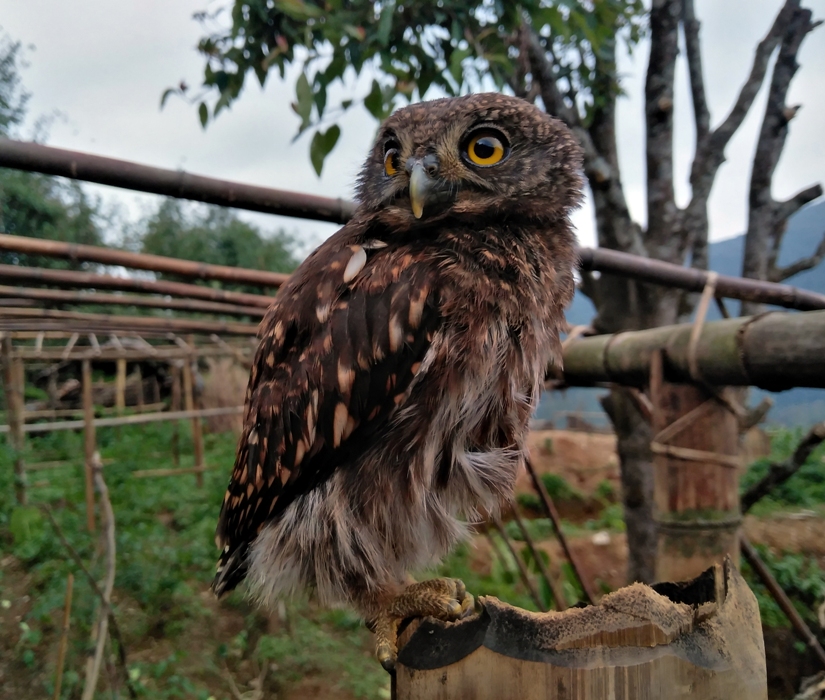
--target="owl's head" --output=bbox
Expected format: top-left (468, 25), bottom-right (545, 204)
top-left (355, 93), bottom-right (583, 229)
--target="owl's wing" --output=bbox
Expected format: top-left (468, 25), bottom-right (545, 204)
top-left (212, 238), bottom-right (441, 595)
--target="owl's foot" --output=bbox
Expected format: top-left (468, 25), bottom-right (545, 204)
top-left (374, 577), bottom-right (476, 672)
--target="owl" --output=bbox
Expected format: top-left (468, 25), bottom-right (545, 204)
top-left (212, 93), bottom-right (583, 670)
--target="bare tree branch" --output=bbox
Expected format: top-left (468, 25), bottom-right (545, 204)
top-left (682, 0), bottom-right (710, 141)
top-left (741, 2), bottom-right (820, 312)
top-left (741, 420), bottom-right (825, 512)
top-left (776, 183), bottom-right (824, 222)
top-left (769, 230), bottom-right (825, 282)
top-left (521, 25), bottom-right (645, 259)
top-left (688, 0), bottom-right (797, 207)
top-left (645, 0), bottom-right (681, 260)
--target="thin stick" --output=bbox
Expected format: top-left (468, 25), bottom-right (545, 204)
top-left (741, 536), bottom-right (825, 670)
top-left (53, 572), bottom-right (74, 700)
top-left (39, 506), bottom-right (137, 699)
top-left (81, 359), bottom-right (96, 532)
top-left (510, 505), bottom-right (568, 610)
top-left (82, 453), bottom-right (117, 700)
top-left (183, 341), bottom-right (205, 487)
top-left (741, 420), bottom-right (825, 512)
top-left (524, 457), bottom-right (595, 604)
top-left (490, 515), bottom-right (546, 611)
top-left (2, 336), bottom-right (27, 504)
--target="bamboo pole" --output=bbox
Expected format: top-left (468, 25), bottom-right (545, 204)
top-left (0, 306), bottom-right (259, 336)
top-left (81, 360), bottom-right (96, 532)
top-left (0, 140), bottom-right (821, 313)
top-left (393, 559), bottom-right (767, 700)
top-left (170, 363), bottom-right (182, 466)
top-left (10, 343), bottom-right (254, 362)
top-left (559, 310), bottom-right (825, 389)
top-left (182, 348), bottom-right (205, 486)
top-left (0, 139), bottom-right (355, 224)
top-left (0, 284), bottom-right (266, 317)
top-left (578, 247), bottom-right (825, 312)
top-left (115, 358), bottom-right (126, 415)
top-left (0, 405), bottom-right (243, 434)
top-left (0, 263), bottom-right (273, 307)
top-left (1, 336), bottom-right (27, 504)
top-left (0, 233), bottom-right (289, 288)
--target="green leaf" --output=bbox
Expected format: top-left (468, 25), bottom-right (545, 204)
top-left (309, 125), bottom-right (341, 176)
top-left (198, 102), bottom-right (208, 128)
top-left (295, 72), bottom-right (313, 128)
top-left (449, 46), bottom-right (472, 84)
top-left (273, 0), bottom-right (323, 21)
top-left (377, 2), bottom-right (395, 46)
top-left (364, 79), bottom-right (384, 120)
top-left (160, 87), bottom-right (176, 109)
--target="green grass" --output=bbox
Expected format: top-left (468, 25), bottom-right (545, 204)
top-left (0, 421), bottom-right (534, 699)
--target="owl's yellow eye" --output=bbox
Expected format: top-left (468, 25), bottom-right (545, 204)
top-left (384, 149), bottom-right (399, 176)
top-left (464, 130), bottom-right (508, 167)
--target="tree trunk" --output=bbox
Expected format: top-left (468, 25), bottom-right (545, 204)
top-left (602, 390), bottom-right (657, 583)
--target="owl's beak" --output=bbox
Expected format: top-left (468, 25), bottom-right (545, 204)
top-left (408, 162), bottom-right (432, 219)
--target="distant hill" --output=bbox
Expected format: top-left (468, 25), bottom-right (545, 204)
top-left (537, 200), bottom-right (825, 428)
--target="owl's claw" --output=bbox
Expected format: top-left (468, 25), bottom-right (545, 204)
top-left (373, 577), bottom-right (475, 673)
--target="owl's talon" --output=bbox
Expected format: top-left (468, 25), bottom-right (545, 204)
top-left (372, 577), bottom-right (475, 671)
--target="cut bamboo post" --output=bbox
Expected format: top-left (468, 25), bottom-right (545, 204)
top-left (81, 359), bottom-right (96, 532)
top-left (649, 352), bottom-right (741, 583)
top-left (1, 336), bottom-right (27, 504)
top-left (394, 559), bottom-right (766, 700)
top-left (182, 348), bottom-right (205, 486)
top-left (115, 358), bottom-right (126, 415)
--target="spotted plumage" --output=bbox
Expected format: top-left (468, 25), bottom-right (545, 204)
top-left (213, 93), bottom-right (582, 647)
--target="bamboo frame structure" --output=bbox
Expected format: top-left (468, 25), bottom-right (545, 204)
top-left (559, 310), bottom-right (825, 389)
top-left (0, 263), bottom-right (273, 307)
top-left (0, 284), bottom-right (266, 318)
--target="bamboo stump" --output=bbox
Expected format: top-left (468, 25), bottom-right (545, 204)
top-left (393, 559), bottom-right (766, 699)
top-left (649, 353), bottom-right (741, 583)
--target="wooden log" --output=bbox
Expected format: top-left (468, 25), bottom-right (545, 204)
top-left (1, 336), bottom-right (27, 504)
top-left (81, 359), bottom-right (96, 532)
top-left (182, 350), bottom-right (205, 486)
top-left (0, 284), bottom-right (266, 317)
top-left (0, 306), bottom-right (259, 336)
top-left (559, 310), bottom-right (825, 390)
top-left (649, 352), bottom-right (741, 583)
top-left (0, 139), bottom-right (355, 224)
top-left (0, 263), bottom-right (273, 308)
top-left (394, 559), bottom-right (766, 700)
top-left (0, 233), bottom-right (289, 288)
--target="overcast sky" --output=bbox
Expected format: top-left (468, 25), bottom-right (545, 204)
top-left (0, 0), bottom-right (823, 255)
